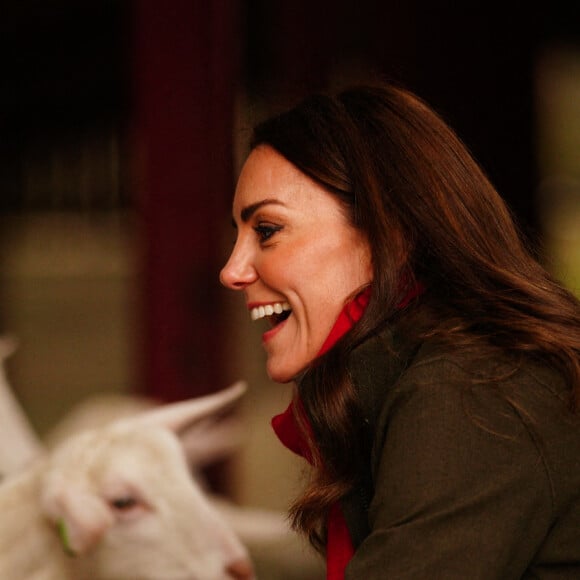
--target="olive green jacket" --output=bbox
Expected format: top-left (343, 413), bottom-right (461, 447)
top-left (338, 330), bottom-right (580, 579)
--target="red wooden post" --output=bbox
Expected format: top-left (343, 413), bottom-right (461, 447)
top-left (130, 1), bottom-right (240, 401)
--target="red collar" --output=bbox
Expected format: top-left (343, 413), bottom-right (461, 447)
top-left (270, 283), bottom-right (423, 579)
top-left (270, 289), bottom-right (371, 579)
top-left (271, 282), bottom-right (428, 459)
top-left (317, 287), bottom-right (371, 356)
top-left (271, 287), bottom-right (371, 462)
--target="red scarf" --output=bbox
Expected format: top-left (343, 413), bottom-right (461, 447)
top-left (271, 284), bottom-right (423, 578)
top-left (271, 288), bottom-right (370, 580)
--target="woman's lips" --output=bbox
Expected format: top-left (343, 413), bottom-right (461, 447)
top-left (262, 313), bottom-right (290, 343)
top-left (248, 301), bottom-right (293, 342)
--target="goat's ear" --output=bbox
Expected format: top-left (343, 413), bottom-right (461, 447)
top-left (179, 411), bottom-right (245, 467)
top-left (41, 479), bottom-right (114, 556)
top-left (136, 380), bottom-right (247, 434)
top-left (0, 334), bottom-right (18, 360)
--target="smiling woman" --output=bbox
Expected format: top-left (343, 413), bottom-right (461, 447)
top-left (220, 146), bottom-right (372, 384)
top-left (221, 81), bottom-right (580, 580)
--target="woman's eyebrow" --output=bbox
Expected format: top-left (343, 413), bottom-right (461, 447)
top-left (240, 199), bottom-right (286, 223)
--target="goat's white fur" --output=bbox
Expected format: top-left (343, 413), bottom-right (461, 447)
top-left (0, 337), bottom-right (43, 475)
top-left (0, 382), bottom-right (255, 580)
top-left (0, 340), bottom-right (324, 580)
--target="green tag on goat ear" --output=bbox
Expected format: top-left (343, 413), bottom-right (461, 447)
top-left (57, 519), bottom-right (76, 557)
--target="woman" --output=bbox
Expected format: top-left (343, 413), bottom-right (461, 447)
top-left (220, 82), bottom-right (580, 579)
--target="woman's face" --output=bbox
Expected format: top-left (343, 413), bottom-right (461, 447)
top-left (220, 146), bottom-right (373, 383)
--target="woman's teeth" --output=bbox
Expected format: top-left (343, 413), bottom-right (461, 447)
top-left (251, 302), bottom-right (291, 321)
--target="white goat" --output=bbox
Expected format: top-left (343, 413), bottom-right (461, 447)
top-left (38, 393), bottom-right (324, 580)
top-left (0, 341), bottom-right (324, 580)
top-left (0, 381), bottom-right (256, 580)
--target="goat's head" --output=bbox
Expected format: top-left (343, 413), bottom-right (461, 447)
top-left (40, 381), bottom-right (254, 580)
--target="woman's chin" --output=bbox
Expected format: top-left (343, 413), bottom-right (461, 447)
top-left (266, 367), bottom-right (295, 384)
top-left (266, 359), bottom-right (304, 384)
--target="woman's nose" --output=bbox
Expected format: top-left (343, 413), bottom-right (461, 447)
top-left (220, 245), bottom-right (258, 290)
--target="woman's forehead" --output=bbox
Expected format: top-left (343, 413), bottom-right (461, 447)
top-left (233, 147), bottom-right (328, 215)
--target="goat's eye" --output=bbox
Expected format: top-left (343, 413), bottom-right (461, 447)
top-left (111, 496), bottom-right (138, 511)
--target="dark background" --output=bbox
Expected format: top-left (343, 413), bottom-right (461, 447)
top-left (0, 1), bottom-right (577, 404)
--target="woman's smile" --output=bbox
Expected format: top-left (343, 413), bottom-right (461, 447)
top-left (249, 301), bottom-right (292, 324)
top-left (248, 300), bottom-right (292, 341)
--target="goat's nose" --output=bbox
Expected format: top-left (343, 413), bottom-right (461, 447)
top-left (226, 556), bottom-right (255, 580)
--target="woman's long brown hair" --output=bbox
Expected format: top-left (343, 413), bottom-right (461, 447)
top-left (250, 82), bottom-right (580, 552)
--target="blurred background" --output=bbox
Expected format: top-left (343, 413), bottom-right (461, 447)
top-left (0, 0), bottom-right (578, 522)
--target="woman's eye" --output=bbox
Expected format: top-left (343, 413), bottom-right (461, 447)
top-left (254, 224), bottom-right (281, 243)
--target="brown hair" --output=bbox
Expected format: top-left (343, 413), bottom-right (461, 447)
top-left (250, 82), bottom-right (580, 551)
